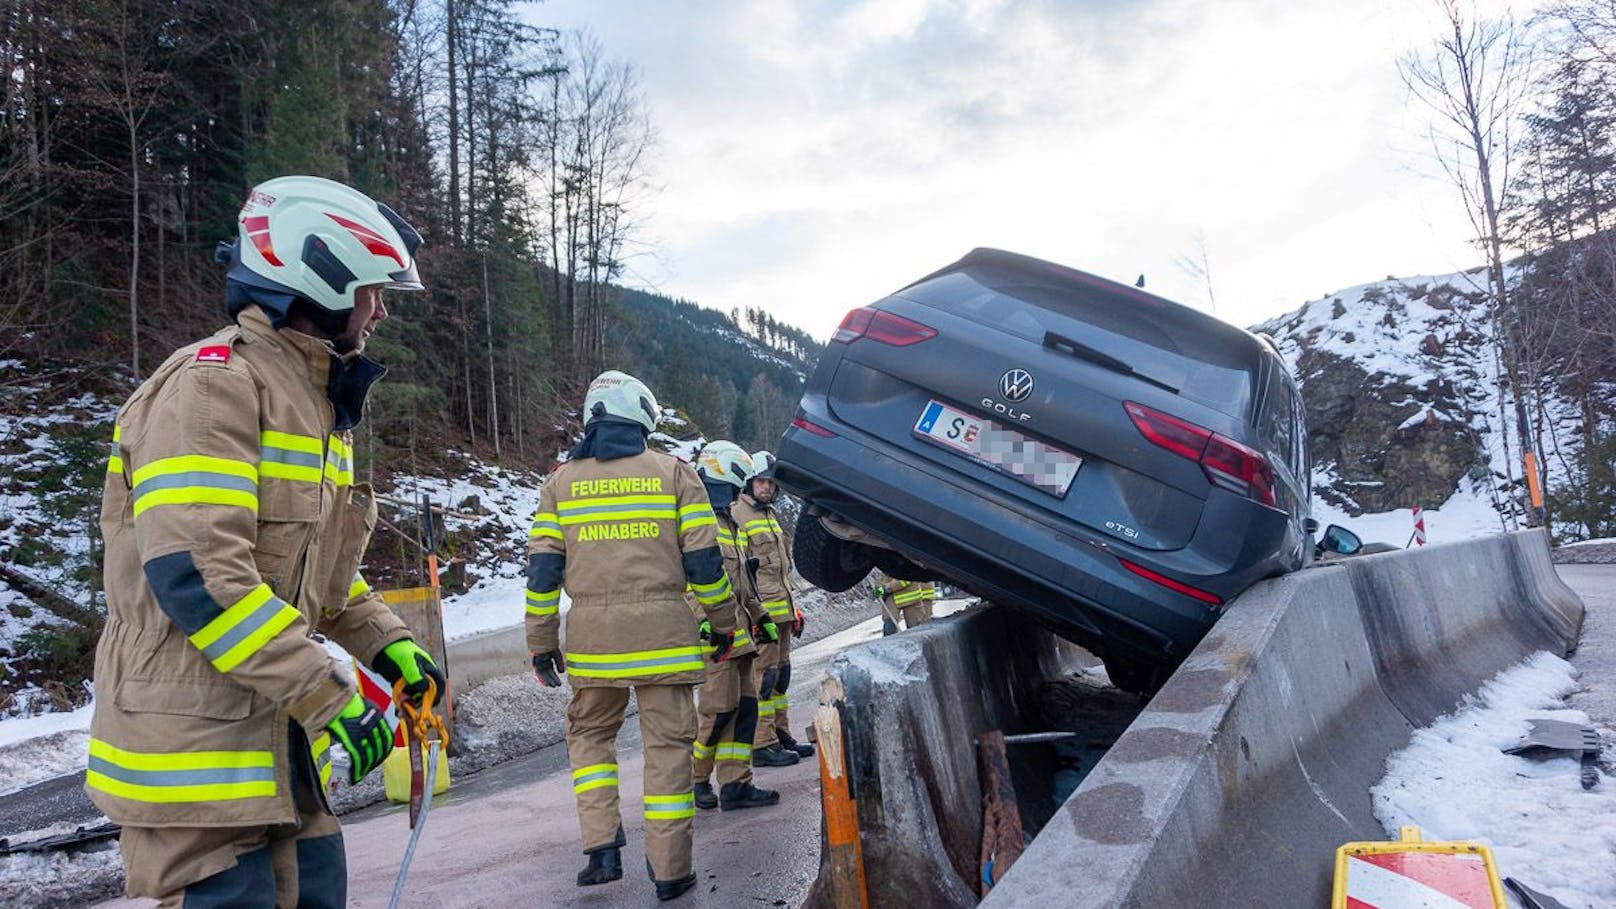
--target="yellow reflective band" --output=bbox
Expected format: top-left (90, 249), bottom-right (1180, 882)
top-left (130, 455), bottom-right (258, 516)
top-left (565, 647), bottom-right (706, 678)
top-left (762, 599), bottom-right (792, 618)
top-left (572, 763), bottom-right (619, 794)
top-left (692, 741), bottom-right (716, 760)
top-left (311, 732), bottom-right (332, 791)
top-left (526, 588), bottom-right (560, 616)
top-left (324, 435), bottom-right (354, 486)
top-left (893, 588), bottom-right (934, 605)
top-left (258, 430), bottom-right (324, 483)
top-left (644, 792), bottom-right (696, 821)
top-left (677, 503), bottom-right (717, 533)
top-left (529, 511), bottom-right (562, 539)
top-left (86, 738), bottom-right (277, 804)
top-left (757, 700), bottom-right (776, 717)
top-left (557, 494), bottom-right (677, 525)
top-left (188, 584), bottom-right (300, 673)
top-left (743, 519), bottom-right (773, 536)
top-left (348, 575), bottom-right (370, 601)
top-left (108, 424), bottom-right (124, 475)
top-left (716, 742), bottom-right (752, 761)
top-left (690, 575), bottom-right (733, 607)
top-left (716, 528), bottom-right (738, 547)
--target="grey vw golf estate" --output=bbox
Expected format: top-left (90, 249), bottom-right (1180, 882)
top-left (774, 248), bottom-right (1311, 691)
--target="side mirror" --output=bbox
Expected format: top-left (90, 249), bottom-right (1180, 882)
top-left (1318, 524), bottom-right (1362, 556)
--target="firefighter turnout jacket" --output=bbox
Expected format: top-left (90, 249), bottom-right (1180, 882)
top-left (731, 494), bottom-right (792, 629)
top-left (524, 449), bottom-right (741, 686)
top-left (89, 305), bottom-right (410, 827)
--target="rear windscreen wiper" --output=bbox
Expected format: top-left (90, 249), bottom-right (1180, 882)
top-left (1043, 330), bottom-right (1179, 393)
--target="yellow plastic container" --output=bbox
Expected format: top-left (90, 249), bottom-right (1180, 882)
top-left (383, 742), bottom-right (451, 804)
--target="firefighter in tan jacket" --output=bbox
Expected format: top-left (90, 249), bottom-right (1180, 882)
top-left (690, 442), bottom-right (780, 811)
top-left (734, 450), bottom-right (815, 765)
top-left (525, 371), bottom-right (742, 903)
top-left (90, 176), bottom-right (444, 908)
top-left (875, 570), bottom-right (937, 634)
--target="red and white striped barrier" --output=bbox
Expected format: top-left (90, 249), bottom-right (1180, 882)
top-left (1333, 827), bottom-right (1503, 909)
top-left (1413, 507), bottom-right (1427, 547)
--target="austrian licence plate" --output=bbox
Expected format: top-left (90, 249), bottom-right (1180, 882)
top-left (913, 400), bottom-right (1082, 496)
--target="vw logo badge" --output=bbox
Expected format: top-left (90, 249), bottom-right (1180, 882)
top-left (1000, 368), bottom-right (1034, 402)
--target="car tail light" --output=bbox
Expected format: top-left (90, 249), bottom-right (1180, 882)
top-left (791, 416), bottom-right (837, 438)
top-left (1124, 401), bottom-right (1278, 507)
top-left (831, 306), bottom-right (937, 346)
top-left (1119, 558), bottom-right (1223, 605)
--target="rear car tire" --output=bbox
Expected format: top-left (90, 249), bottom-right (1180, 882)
top-left (793, 515), bottom-right (875, 592)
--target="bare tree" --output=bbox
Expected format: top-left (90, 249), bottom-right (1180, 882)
top-left (1400, 0), bottom-right (1537, 523)
top-left (1172, 229), bottom-right (1217, 313)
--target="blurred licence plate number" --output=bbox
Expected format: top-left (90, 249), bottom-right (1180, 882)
top-left (913, 400), bottom-right (1081, 496)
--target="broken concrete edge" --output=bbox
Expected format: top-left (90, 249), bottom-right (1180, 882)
top-left (803, 602), bottom-right (1088, 909)
top-left (982, 529), bottom-right (1583, 909)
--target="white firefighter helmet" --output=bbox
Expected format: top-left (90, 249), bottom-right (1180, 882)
top-left (221, 175), bottom-right (423, 326)
top-left (583, 370), bottom-right (660, 434)
top-left (750, 450), bottom-right (777, 479)
top-left (696, 441), bottom-right (756, 489)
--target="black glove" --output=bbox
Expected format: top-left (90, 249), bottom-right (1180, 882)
top-left (756, 614), bottom-right (781, 643)
top-left (745, 557), bottom-right (761, 588)
top-left (326, 694), bottom-right (395, 785)
top-left (709, 629), bottom-right (735, 663)
top-left (371, 639), bottom-right (446, 705)
top-left (531, 650), bottom-right (565, 687)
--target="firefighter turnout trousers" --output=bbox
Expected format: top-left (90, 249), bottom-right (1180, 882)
top-left (750, 635), bottom-right (792, 749)
top-left (694, 652), bottom-right (759, 786)
top-left (567, 684), bottom-right (699, 881)
top-left (119, 738), bottom-right (344, 907)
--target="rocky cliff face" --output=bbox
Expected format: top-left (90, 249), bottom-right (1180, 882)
top-left (1252, 271), bottom-right (1546, 519)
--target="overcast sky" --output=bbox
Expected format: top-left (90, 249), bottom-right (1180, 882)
top-left (533, 0), bottom-right (1527, 339)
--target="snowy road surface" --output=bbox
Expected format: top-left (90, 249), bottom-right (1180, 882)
top-left (89, 600), bottom-right (976, 908)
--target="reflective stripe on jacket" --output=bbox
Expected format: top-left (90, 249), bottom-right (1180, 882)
top-left (733, 495), bottom-right (792, 620)
top-left (525, 448), bottom-right (740, 687)
top-left (88, 306), bottom-right (410, 827)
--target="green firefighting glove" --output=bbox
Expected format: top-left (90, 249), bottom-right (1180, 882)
top-left (531, 650), bottom-right (565, 687)
top-left (371, 639), bottom-right (446, 706)
top-left (698, 619), bottom-right (713, 641)
top-left (873, 585), bottom-right (887, 600)
top-left (709, 629), bottom-right (735, 663)
top-left (326, 693), bottom-right (394, 785)
top-left (756, 614), bottom-right (781, 643)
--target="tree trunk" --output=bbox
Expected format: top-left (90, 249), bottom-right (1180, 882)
top-left (446, 0), bottom-right (461, 243)
top-left (483, 252), bottom-right (500, 459)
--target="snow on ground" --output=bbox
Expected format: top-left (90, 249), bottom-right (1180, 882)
top-left (0, 827), bottom-right (122, 909)
top-left (0, 706), bottom-right (92, 797)
top-left (1371, 651), bottom-right (1616, 909)
top-left (440, 573), bottom-right (571, 641)
top-left (1311, 483), bottom-right (1511, 549)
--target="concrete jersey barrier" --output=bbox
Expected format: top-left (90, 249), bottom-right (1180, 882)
top-left (981, 529), bottom-right (1581, 908)
top-left (803, 531), bottom-right (1581, 908)
top-left (803, 602), bottom-right (1091, 909)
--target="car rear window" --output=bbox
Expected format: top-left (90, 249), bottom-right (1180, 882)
top-left (897, 266), bottom-right (1262, 421)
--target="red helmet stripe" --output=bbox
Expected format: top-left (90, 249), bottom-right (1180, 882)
top-left (241, 215), bottom-right (283, 267)
top-left (326, 212), bottom-right (405, 267)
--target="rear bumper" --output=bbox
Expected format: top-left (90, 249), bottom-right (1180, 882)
top-left (778, 400), bottom-right (1291, 664)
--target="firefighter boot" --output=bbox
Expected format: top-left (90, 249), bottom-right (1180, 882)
top-left (719, 780), bottom-right (780, 810)
top-left (648, 859), bottom-right (697, 902)
top-left (693, 780), bottom-right (718, 810)
top-left (577, 827), bottom-right (626, 886)
top-left (753, 743), bottom-right (799, 767)
top-left (777, 727), bottom-right (815, 759)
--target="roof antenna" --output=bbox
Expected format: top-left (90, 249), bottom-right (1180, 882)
top-left (1135, 274), bottom-right (1146, 288)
